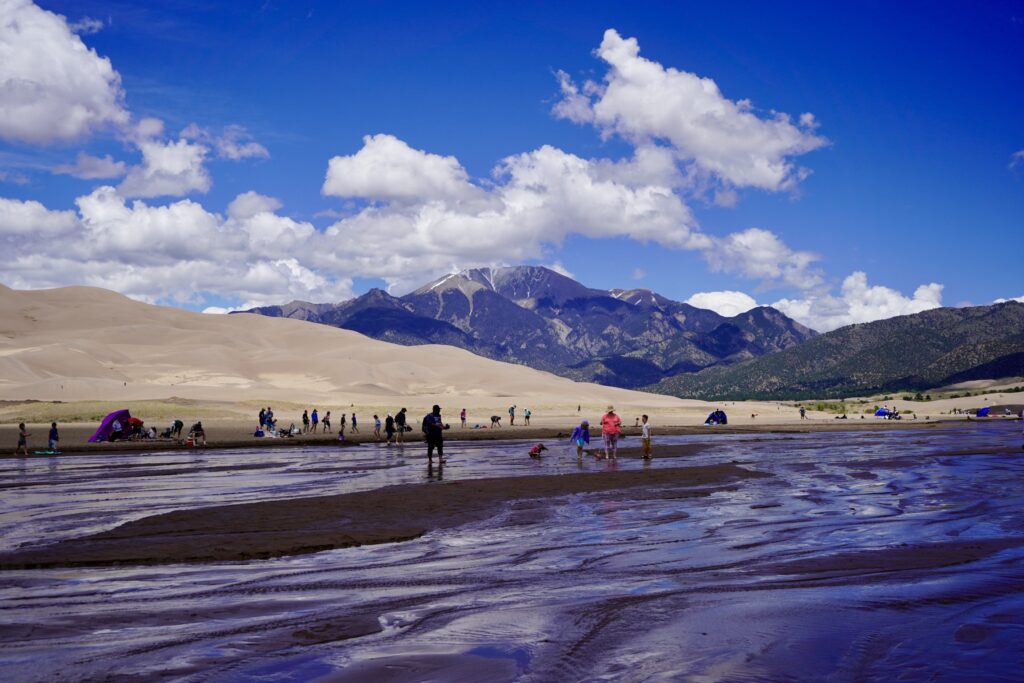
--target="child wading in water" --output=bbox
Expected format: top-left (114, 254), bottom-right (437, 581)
top-left (570, 420), bottom-right (590, 458)
top-left (529, 443), bottom-right (547, 458)
top-left (641, 414), bottom-right (652, 459)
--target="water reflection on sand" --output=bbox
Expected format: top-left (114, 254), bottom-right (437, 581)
top-left (2, 423), bottom-right (1023, 681)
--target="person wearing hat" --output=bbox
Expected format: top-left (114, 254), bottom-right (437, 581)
top-left (570, 419), bottom-right (590, 458)
top-left (600, 405), bottom-right (622, 460)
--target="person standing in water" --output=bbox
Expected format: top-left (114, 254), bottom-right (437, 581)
top-left (422, 404), bottom-right (449, 465)
top-left (48, 422), bottom-right (59, 452)
top-left (570, 420), bottom-right (590, 458)
top-left (460, 408), bottom-right (467, 428)
top-left (384, 413), bottom-right (395, 445)
top-left (640, 414), bottom-right (652, 459)
top-left (395, 408), bottom-right (407, 443)
top-left (600, 405), bottom-right (622, 460)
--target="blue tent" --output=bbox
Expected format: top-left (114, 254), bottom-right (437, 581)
top-left (874, 408), bottom-right (890, 417)
top-left (976, 406), bottom-right (990, 417)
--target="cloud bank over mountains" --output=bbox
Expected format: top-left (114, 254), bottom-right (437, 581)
top-left (0, 5), bottom-right (950, 330)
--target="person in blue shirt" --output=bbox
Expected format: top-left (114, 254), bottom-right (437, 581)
top-left (570, 420), bottom-right (590, 458)
top-left (48, 422), bottom-right (59, 451)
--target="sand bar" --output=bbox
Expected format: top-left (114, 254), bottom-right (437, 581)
top-left (0, 462), bottom-right (766, 569)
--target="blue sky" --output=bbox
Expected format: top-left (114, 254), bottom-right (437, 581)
top-left (1, 0), bottom-right (1021, 330)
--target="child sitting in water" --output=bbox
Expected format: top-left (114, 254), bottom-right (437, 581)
top-left (569, 420), bottom-right (590, 458)
top-left (529, 443), bottom-right (548, 458)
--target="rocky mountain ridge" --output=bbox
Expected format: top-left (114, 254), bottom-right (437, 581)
top-left (243, 266), bottom-right (816, 388)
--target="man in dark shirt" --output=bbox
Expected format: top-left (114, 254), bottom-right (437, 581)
top-left (423, 404), bottom-right (449, 464)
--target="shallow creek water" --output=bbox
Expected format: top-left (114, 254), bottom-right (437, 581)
top-left (2, 423), bottom-right (1023, 681)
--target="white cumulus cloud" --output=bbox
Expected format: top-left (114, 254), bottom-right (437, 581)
top-left (323, 134), bottom-right (483, 203)
top-left (0, 196), bottom-right (78, 235)
top-left (554, 29), bottom-right (826, 192)
top-left (0, 0), bottom-right (128, 143)
top-left (182, 123), bottom-right (269, 161)
top-left (702, 227), bottom-right (821, 290)
top-left (773, 271), bottom-right (943, 332)
top-left (321, 137), bottom-right (704, 291)
top-left (227, 191), bottom-right (283, 219)
top-left (118, 136), bottom-right (212, 198)
top-left (53, 151), bottom-right (127, 179)
top-left (685, 290), bottom-right (759, 317)
top-left (0, 190), bottom-right (353, 309)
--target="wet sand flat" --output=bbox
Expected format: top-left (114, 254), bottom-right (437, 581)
top-left (0, 462), bottom-right (763, 568)
top-left (2, 422), bottom-right (1023, 681)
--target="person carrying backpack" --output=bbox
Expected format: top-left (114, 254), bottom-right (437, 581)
top-left (422, 405), bottom-right (449, 464)
top-left (395, 408), bottom-right (407, 443)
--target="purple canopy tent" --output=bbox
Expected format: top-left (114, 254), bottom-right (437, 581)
top-left (88, 409), bottom-right (132, 442)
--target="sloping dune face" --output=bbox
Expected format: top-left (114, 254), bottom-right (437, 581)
top-left (0, 285), bottom-right (688, 406)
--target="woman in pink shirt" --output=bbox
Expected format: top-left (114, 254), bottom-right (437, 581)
top-left (600, 405), bottom-right (622, 460)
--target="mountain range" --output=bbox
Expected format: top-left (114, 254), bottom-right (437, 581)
top-left (244, 266), bottom-right (817, 388)
top-left (648, 301), bottom-right (1024, 400)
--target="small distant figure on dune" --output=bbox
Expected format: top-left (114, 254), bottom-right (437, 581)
top-left (351, 413), bottom-right (359, 433)
top-left (601, 405), bottom-right (622, 460)
top-left (577, 404), bottom-right (581, 413)
top-left (524, 408), bottom-right (531, 426)
top-left (751, 413), bottom-right (758, 420)
top-left (302, 410), bottom-right (310, 433)
top-left (641, 414), bottom-right (652, 459)
top-left (799, 405), bottom-right (806, 420)
top-left (322, 411), bottom-right (331, 433)
top-left (490, 415), bottom-right (502, 428)
top-left (385, 413), bottom-right (395, 445)
top-left (529, 443), bottom-right (547, 458)
top-left (508, 404), bottom-right (516, 426)
top-left (460, 408), bottom-right (467, 428)
top-left (311, 408), bottom-right (319, 433)
top-left (570, 420), bottom-right (590, 458)
top-left (48, 422), bottom-right (59, 451)
top-left (15, 422), bottom-right (30, 456)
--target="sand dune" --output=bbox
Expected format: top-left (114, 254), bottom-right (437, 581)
top-left (0, 284), bottom-right (693, 409)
